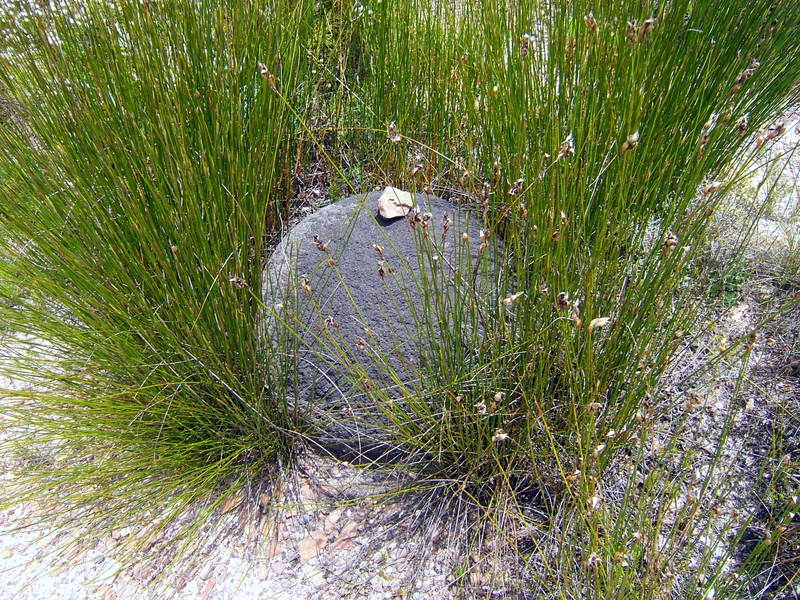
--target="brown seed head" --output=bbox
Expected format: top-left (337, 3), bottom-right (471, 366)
top-left (558, 133), bottom-right (575, 160)
top-left (620, 131), bottom-right (639, 155)
top-left (300, 275), bottom-right (312, 297)
top-left (766, 121), bottom-right (785, 141)
top-left (626, 20), bottom-right (638, 43)
top-left (387, 121), bottom-right (401, 143)
top-left (736, 114), bottom-right (749, 137)
top-left (509, 178), bottom-right (524, 195)
top-left (638, 17), bottom-right (656, 42)
top-left (570, 301), bottom-right (582, 328)
top-left (585, 12), bottom-right (598, 35)
top-left (556, 292), bottom-right (570, 311)
top-left (313, 234), bottom-right (329, 252)
top-left (229, 276), bottom-right (250, 290)
top-left (492, 428), bottom-right (510, 442)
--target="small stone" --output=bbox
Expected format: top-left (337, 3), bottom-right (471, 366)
top-left (323, 508), bottom-right (344, 533)
top-left (111, 527), bottom-right (131, 541)
top-left (173, 577), bottom-right (188, 591)
top-left (271, 560), bottom-right (288, 575)
top-left (197, 562), bottom-right (213, 580)
top-left (338, 521), bottom-right (359, 539)
top-left (299, 481), bottom-right (319, 502)
top-left (330, 536), bottom-right (356, 552)
top-left (299, 533), bottom-right (326, 563)
top-left (377, 186), bottom-right (414, 219)
top-left (131, 562), bottom-right (153, 583)
top-left (308, 568), bottom-right (326, 586)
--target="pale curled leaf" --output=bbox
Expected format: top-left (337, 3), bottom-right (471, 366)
top-left (500, 291), bottom-right (524, 306)
top-left (377, 186), bottom-right (414, 219)
top-left (588, 317), bottom-right (611, 332)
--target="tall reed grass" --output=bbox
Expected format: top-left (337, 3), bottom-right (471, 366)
top-left (316, 0), bottom-right (799, 486)
top-left (0, 0), bottom-right (316, 554)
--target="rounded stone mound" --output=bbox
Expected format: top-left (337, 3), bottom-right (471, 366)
top-left (265, 190), bottom-right (502, 464)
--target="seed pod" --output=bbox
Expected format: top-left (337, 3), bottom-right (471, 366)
top-left (492, 428), bottom-right (510, 442)
top-left (626, 20), bottom-right (638, 44)
top-left (702, 112), bottom-right (719, 134)
top-left (300, 275), bottom-right (313, 297)
top-left (229, 276), bottom-right (250, 289)
top-left (481, 181), bottom-right (491, 205)
top-left (702, 181), bottom-right (724, 195)
top-left (492, 158), bottom-right (502, 181)
top-left (766, 121), bottom-right (785, 141)
top-left (556, 292), bottom-right (570, 311)
top-left (313, 234), bottom-right (329, 252)
top-left (387, 121), bottom-right (402, 143)
top-left (663, 231), bottom-right (678, 250)
top-left (570, 301), bottom-right (582, 328)
top-left (509, 178), bottom-right (524, 195)
top-left (520, 33), bottom-right (532, 57)
top-left (258, 63), bottom-right (277, 91)
top-left (474, 401), bottom-right (487, 415)
top-left (638, 17), bottom-right (656, 42)
top-left (620, 131), bottom-right (639, 155)
top-left (592, 443), bottom-right (606, 457)
top-left (585, 12), bottom-right (598, 35)
top-left (558, 133), bottom-right (575, 160)
top-left (327, 256), bottom-right (337, 267)
top-left (170, 244), bottom-right (178, 255)
top-left (733, 58), bottom-right (760, 91)
top-left (372, 243), bottom-right (384, 259)
top-left (325, 315), bottom-right (340, 329)
top-left (736, 114), bottom-right (749, 137)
